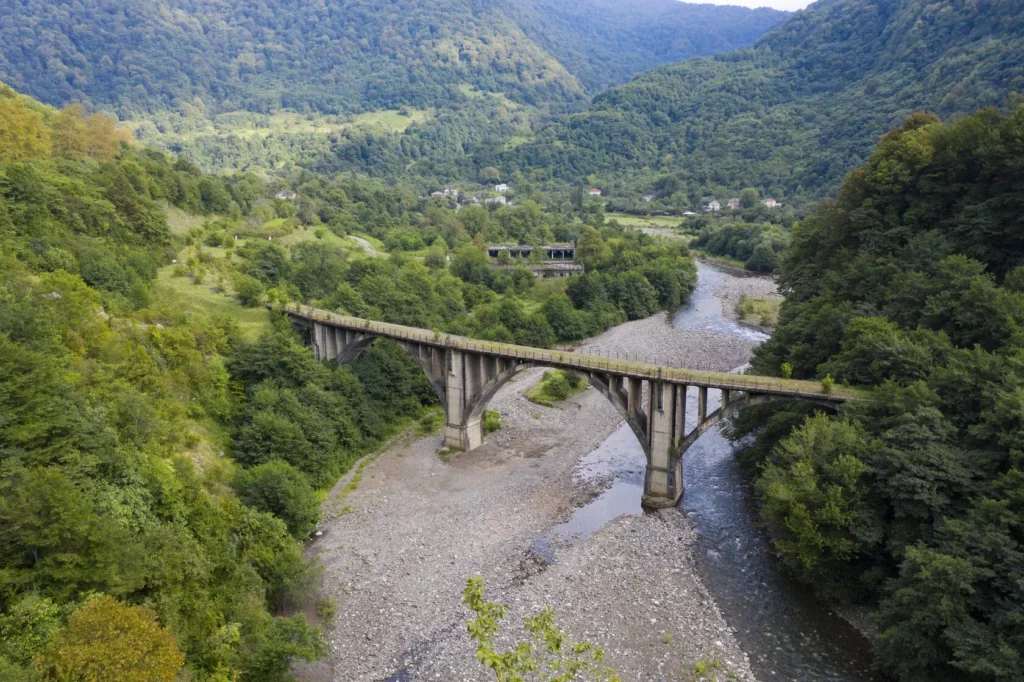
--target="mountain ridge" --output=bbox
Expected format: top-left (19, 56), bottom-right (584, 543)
top-left (0, 0), bottom-right (789, 120)
top-left (500, 0), bottom-right (1024, 198)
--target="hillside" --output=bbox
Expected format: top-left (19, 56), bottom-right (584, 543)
top-left (502, 0), bottom-right (1024, 198)
top-left (737, 104), bottom-right (1024, 682)
top-left (0, 0), bottom-right (786, 119)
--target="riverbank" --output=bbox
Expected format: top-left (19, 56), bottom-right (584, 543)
top-left (297, 298), bottom-right (764, 680)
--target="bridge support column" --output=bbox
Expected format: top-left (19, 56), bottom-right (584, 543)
top-left (443, 349), bottom-right (483, 451)
top-left (642, 380), bottom-right (684, 509)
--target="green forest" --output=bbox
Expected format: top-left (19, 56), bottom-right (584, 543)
top-left (731, 106), bottom-right (1024, 681)
top-left (0, 0), bottom-right (785, 178)
top-left (0, 82), bottom-right (698, 680)
top-left (501, 0), bottom-right (1024, 200)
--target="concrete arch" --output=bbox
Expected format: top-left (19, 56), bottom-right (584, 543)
top-left (676, 393), bottom-right (841, 454)
top-left (583, 372), bottom-right (650, 458)
top-left (465, 363), bottom-right (536, 422)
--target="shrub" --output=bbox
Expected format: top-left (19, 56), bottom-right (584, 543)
top-left (233, 272), bottom-right (267, 307)
top-left (482, 409), bottom-right (502, 435)
top-left (233, 460), bottom-right (321, 538)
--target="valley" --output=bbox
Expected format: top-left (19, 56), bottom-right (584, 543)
top-left (301, 264), bottom-right (799, 682)
top-left (1, 1), bottom-right (1023, 681)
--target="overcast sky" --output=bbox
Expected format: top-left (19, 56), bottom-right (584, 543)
top-left (678, 0), bottom-right (814, 10)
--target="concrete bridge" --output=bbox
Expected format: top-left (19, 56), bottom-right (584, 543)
top-left (282, 305), bottom-right (857, 508)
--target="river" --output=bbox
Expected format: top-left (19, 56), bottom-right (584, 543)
top-left (535, 262), bottom-right (878, 681)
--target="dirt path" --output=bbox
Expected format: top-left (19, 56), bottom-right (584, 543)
top-left (350, 236), bottom-right (379, 257)
top-left (299, 299), bottom-right (768, 681)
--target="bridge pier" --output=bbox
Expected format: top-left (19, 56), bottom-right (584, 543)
top-left (642, 381), bottom-right (686, 508)
top-left (444, 349), bottom-right (484, 451)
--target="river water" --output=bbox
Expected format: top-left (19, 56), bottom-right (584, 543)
top-left (534, 262), bottom-right (877, 681)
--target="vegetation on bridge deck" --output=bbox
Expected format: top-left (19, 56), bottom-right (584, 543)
top-left (281, 304), bottom-right (860, 402)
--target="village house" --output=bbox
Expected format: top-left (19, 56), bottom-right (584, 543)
top-left (704, 200), bottom-right (722, 213)
top-left (762, 198), bottom-right (779, 208)
top-left (494, 183), bottom-right (509, 193)
top-left (276, 190), bottom-right (297, 201)
top-left (463, 195), bottom-right (480, 205)
top-left (728, 198), bottom-right (741, 209)
top-left (430, 191), bottom-right (445, 198)
top-left (587, 188), bottom-right (602, 197)
top-left (485, 196), bottom-right (508, 206)
top-left (643, 194), bottom-right (656, 202)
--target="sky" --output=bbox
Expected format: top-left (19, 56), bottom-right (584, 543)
top-left (678, 0), bottom-right (815, 10)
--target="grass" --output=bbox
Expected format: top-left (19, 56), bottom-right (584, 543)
top-left (165, 205), bottom-right (214, 236)
top-left (277, 225), bottom-right (362, 254)
top-left (130, 108), bottom-right (431, 144)
top-left (606, 212), bottom-right (685, 229)
top-left (737, 295), bottom-right (782, 328)
top-left (525, 370), bottom-right (588, 407)
top-left (351, 233), bottom-right (386, 250)
top-left (155, 258), bottom-right (271, 341)
top-left (685, 657), bottom-right (738, 681)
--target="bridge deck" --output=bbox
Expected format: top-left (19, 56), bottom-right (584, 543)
top-left (280, 305), bottom-right (859, 402)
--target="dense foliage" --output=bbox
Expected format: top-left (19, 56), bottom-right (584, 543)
top-left (733, 107), bottom-right (1024, 681)
top-left (0, 87), bottom-right (436, 680)
top-left (0, 0), bottom-right (783, 118)
top-left (503, 0), bottom-right (1024, 199)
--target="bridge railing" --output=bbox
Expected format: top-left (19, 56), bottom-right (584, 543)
top-left (278, 303), bottom-right (859, 401)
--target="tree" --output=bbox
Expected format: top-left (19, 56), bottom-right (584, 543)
top-left (234, 461), bottom-right (320, 538)
top-left (463, 575), bottom-right (620, 682)
top-left (233, 273), bottom-right (267, 307)
top-left (50, 105), bottom-right (89, 160)
top-left (609, 272), bottom-right (658, 320)
top-left (575, 228), bottom-right (608, 270)
top-left (755, 414), bottom-right (881, 592)
top-left (480, 167), bottom-right (501, 183)
top-left (84, 114), bottom-right (128, 161)
top-left (0, 97), bottom-right (50, 161)
top-left (37, 596), bottom-right (185, 682)
top-left (740, 187), bottom-right (760, 208)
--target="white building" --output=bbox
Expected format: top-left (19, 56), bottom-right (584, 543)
top-left (276, 190), bottom-right (297, 201)
top-left (762, 198), bottom-right (779, 208)
top-left (485, 196), bottom-right (508, 206)
top-left (494, 183), bottom-right (509, 193)
top-left (704, 200), bottom-right (721, 213)
top-left (587, 188), bottom-right (602, 197)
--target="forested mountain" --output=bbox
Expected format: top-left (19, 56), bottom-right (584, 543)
top-left (0, 0), bottom-right (786, 119)
top-left (736, 106), bottom-right (1024, 681)
top-left (503, 0), bottom-right (1024, 199)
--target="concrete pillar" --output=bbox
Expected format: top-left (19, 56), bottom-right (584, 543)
top-left (673, 384), bottom-right (687, 440)
top-left (698, 386), bottom-right (708, 424)
top-left (443, 349), bottom-right (484, 451)
top-left (642, 380), bottom-right (683, 509)
top-left (627, 378), bottom-right (643, 415)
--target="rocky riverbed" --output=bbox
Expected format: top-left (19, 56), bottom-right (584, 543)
top-left (297, 272), bottom-right (768, 682)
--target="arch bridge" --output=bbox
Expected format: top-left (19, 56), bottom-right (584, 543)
top-left (281, 305), bottom-right (857, 508)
